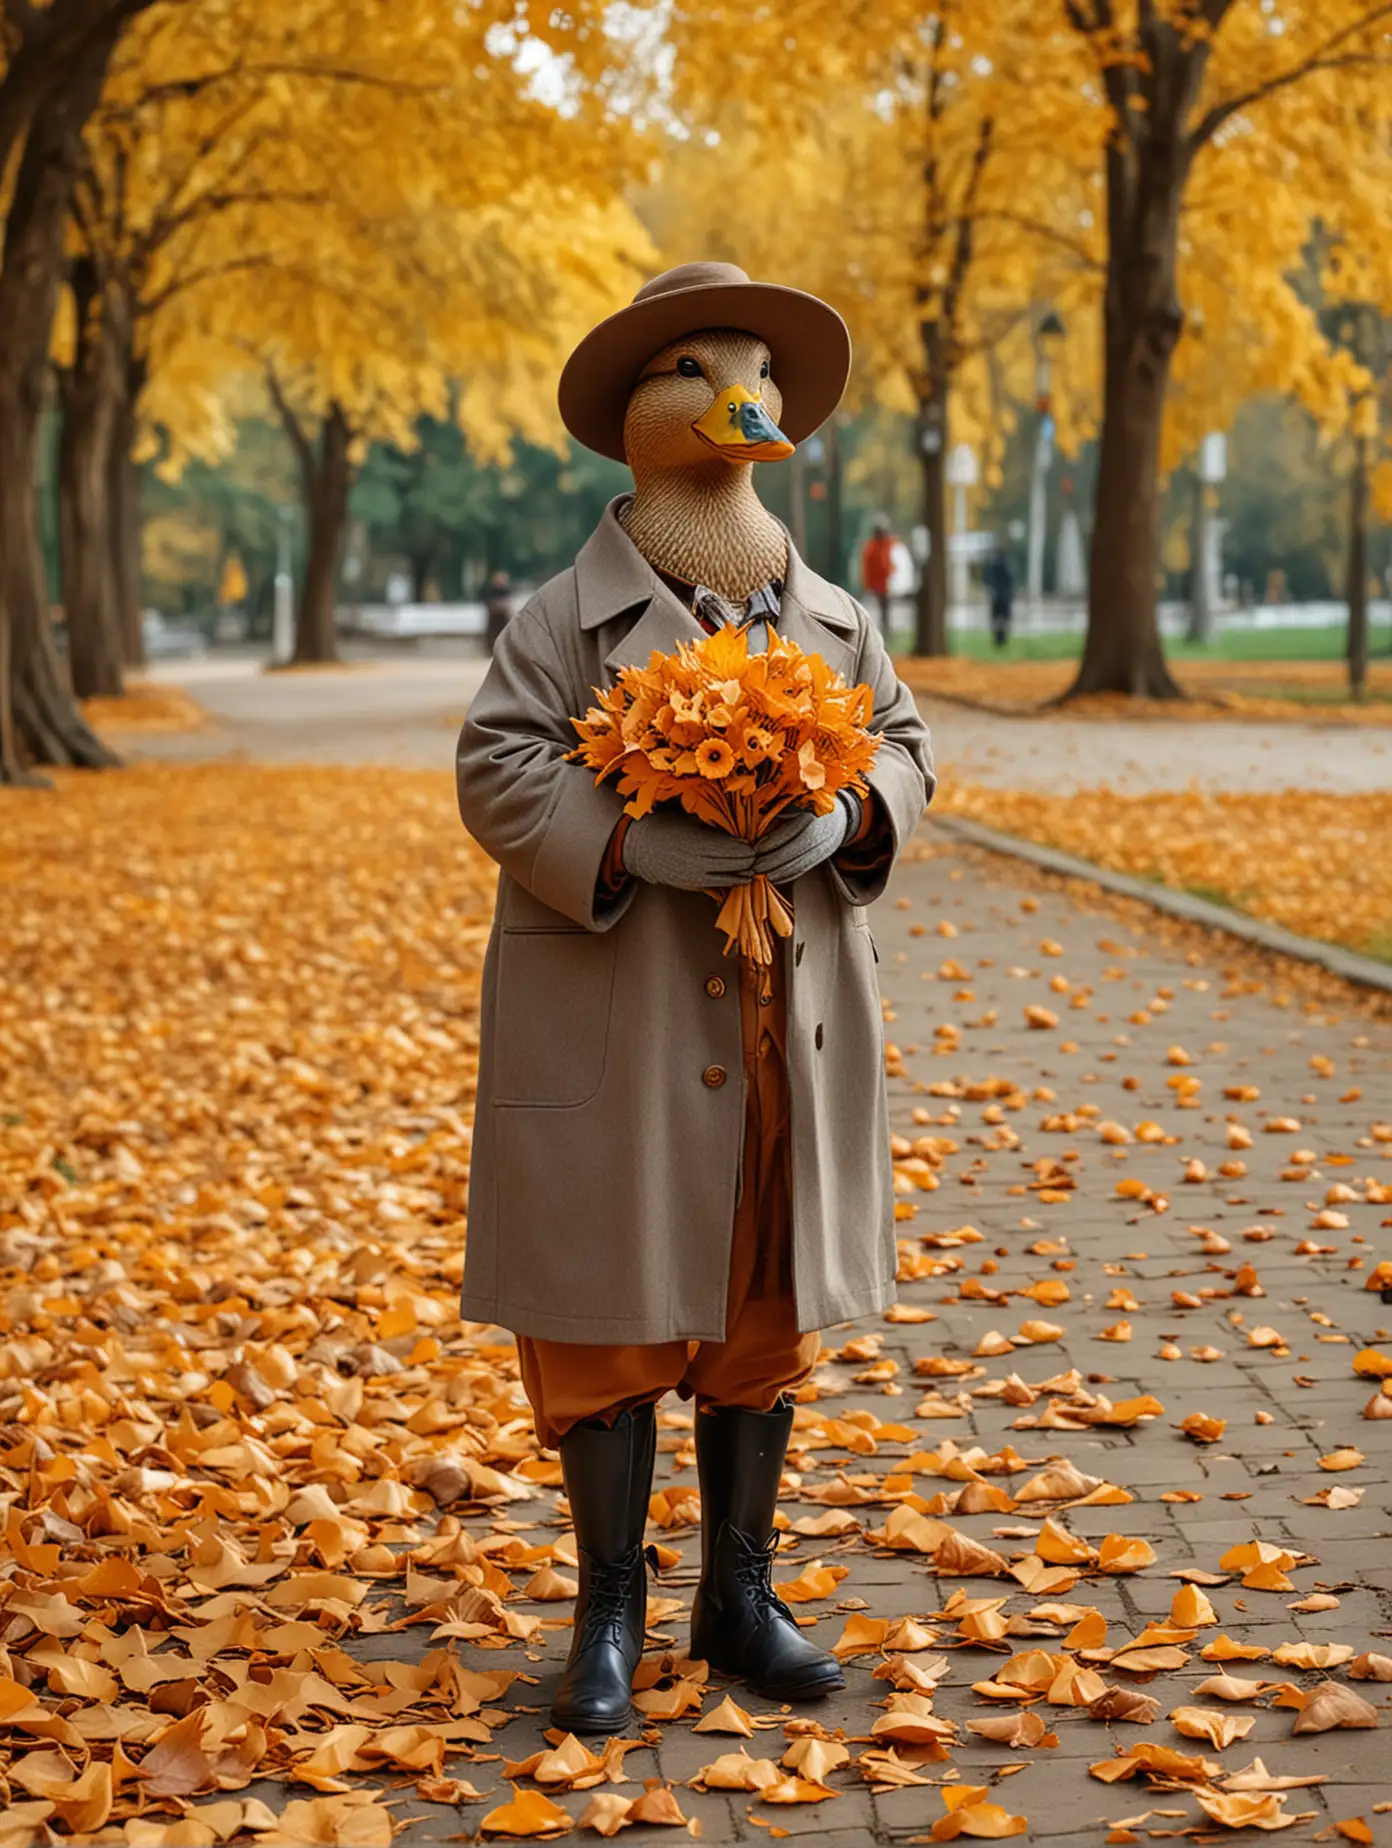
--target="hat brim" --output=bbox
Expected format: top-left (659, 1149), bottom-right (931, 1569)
top-left (558, 280), bottom-right (851, 465)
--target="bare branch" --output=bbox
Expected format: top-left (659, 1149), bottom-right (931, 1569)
top-left (941, 114), bottom-right (995, 354)
top-left (970, 208), bottom-right (1105, 271)
top-left (1189, 4), bottom-right (1392, 149)
top-left (265, 364), bottom-right (315, 483)
top-left (141, 183), bottom-right (328, 258)
top-left (138, 249), bottom-right (277, 314)
top-left (1063, 0), bottom-right (1110, 29)
top-left (117, 58), bottom-right (436, 110)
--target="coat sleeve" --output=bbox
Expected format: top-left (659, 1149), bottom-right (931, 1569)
top-left (456, 601), bottom-right (637, 932)
top-left (829, 597), bottom-right (936, 907)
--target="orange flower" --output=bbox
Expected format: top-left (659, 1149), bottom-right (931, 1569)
top-left (568, 626), bottom-right (881, 963)
top-left (797, 739), bottom-right (827, 791)
top-left (695, 738), bottom-right (736, 780)
top-left (740, 726), bottom-right (778, 768)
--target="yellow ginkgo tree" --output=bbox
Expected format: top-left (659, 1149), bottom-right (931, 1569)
top-left (1060, 0), bottom-right (1392, 698)
top-left (655, 0), bottom-right (1101, 656)
top-left (656, 0), bottom-right (1392, 691)
top-left (58, 0), bottom-right (650, 684)
top-left (211, 188), bottom-right (651, 664)
top-left (0, 0), bottom-right (160, 781)
top-left (4, 0), bottom-right (644, 771)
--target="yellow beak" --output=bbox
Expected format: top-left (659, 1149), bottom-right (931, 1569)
top-left (692, 382), bottom-right (795, 463)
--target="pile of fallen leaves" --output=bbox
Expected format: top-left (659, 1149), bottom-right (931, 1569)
top-left (1, 765), bottom-right (1387, 1846)
top-left (0, 765), bottom-right (506, 1843)
top-left (936, 783), bottom-right (1392, 957)
top-left (897, 655), bottom-right (1392, 723)
top-left (79, 684), bottom-right (209, 735)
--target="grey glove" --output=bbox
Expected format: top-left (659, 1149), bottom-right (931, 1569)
top-left (622, 810), bottom-right (756, 890)
top-left (754, 792), bottom-right (863, 885)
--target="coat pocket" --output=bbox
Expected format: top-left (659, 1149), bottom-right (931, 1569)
top-left (494, 925), bottom-right (617, 1107)
top-left (850, 906), bottom-right (879, 962)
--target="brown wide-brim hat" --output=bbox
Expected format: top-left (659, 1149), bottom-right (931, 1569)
top-left (558, 260), bottom-right (851, 465)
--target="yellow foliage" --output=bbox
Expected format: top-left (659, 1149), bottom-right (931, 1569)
top-left (652, 0), bottom-right (1100, 474)
top-left (77, 0), bottom-right (655, 472)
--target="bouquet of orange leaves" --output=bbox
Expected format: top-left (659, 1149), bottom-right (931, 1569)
top-left (569, 626), bottom-right (881, 963)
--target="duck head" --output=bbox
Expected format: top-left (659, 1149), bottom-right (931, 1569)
top-left (623, 329), bottom-right (795, 477)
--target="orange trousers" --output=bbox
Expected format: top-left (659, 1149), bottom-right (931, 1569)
top-left (518, 954), bottom-right (820, 1450)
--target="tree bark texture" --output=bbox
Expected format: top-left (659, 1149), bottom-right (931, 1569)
top-left (1069, 150), bottom-right (1186, 697)
top-left (0, 1), bottom-right (152, 180)
top-left (110, 353), bottom-right (147, 668)
top-left (292, 404), bottom-right (352, 665)
top-left (1346, 428), bottom-right (1369, 698)
top-left (0, 33), bottom-right (126, 780)
top-left (57, 259), bottom-right (127, 700)
top-left (1063, 18), bottom-right (1216, 701)
top-left (914, 379), bottom-right (949, 659)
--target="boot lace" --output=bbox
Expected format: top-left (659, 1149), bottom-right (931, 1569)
top-left (727, 1529), bottom-right (794, 1623)
top-left (578, 1543), bottom-right (643, 1646)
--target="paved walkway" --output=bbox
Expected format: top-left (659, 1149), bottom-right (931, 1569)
top-left (129, 650), bottom-right (1391, 793)
top-left (375, 836), bottom-right (1390, 1845)
top-left (101, 666), bottom-right (1392, 1839)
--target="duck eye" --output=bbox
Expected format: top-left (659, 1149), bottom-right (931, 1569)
top-left (676, 355), bottom-right (704, 379)
top-left (759, 360), bottom-right (770, 379)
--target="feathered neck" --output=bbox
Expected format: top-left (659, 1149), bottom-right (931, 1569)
top-left (619, 462), bottom-right (788, 604)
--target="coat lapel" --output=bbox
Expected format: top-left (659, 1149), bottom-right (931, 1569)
top-left (602, 590), bottom-right (705, 680)
top-left (774, 550), bottom-right (860, 683)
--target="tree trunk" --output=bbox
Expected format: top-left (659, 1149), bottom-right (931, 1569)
top-left (292, 404), bottom-right (351, 665)
top-left (914, 399), bottom-right (949, 657)
top-left (57, 259), bottom-right (126, 700)
top-left (1070, 329), bottom-right (1183, 696)
top-left (1186, 468), bottom-right (1212, 645)
top-left (1065, 110), bottom-right (1186, 698)
top-left (1347, 427), bottom-right (1369, 699)
top-left (0, 42), bottom-right (123, 780)
top-left (110, 352), bottom-right (146, 668)
top-left (913, 314), bottom-right (950, 656)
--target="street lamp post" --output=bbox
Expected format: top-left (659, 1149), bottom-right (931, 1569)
top-left (272, 505), bottom-right (295, 666)
top-left (1026, 310), bottom-right (1065, 625)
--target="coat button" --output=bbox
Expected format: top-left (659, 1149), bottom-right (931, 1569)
top-left (702, 1064), bottom-right (727, 1089)
top-left (705, 976), bottom-right (726, 999)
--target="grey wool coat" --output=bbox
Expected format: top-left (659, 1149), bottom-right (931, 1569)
top-left (455, 501), bottom-right (935, 1344)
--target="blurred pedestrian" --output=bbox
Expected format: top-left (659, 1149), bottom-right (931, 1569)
top-left (859, 515), bottom-right (896, 637)
top-left (484, 570), bottom-right (514, 653)
top-left (983, 549), bottom-right (1014, 650)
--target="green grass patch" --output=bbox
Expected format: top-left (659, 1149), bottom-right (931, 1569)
top-left (1358, 929), bottom-right (1392, 966)
top-left (1183, 881), bottom-right (1245, 911)
top-left (1219, 681), bottom-right (1392, 707)
top-left (887, 622), bottom-right (1392, 666)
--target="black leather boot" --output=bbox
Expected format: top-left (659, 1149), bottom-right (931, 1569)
top-left (553, 1403), bottom-right (656, 1732)
top-left (690, 1402), bottom-right (845, 1700)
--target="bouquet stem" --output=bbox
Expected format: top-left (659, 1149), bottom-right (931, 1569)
top-left (714, 874), bottom-right (796, 965)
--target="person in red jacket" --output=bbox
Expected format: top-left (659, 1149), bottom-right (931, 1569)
top-left (859, 515), bottom-right (895, 636)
